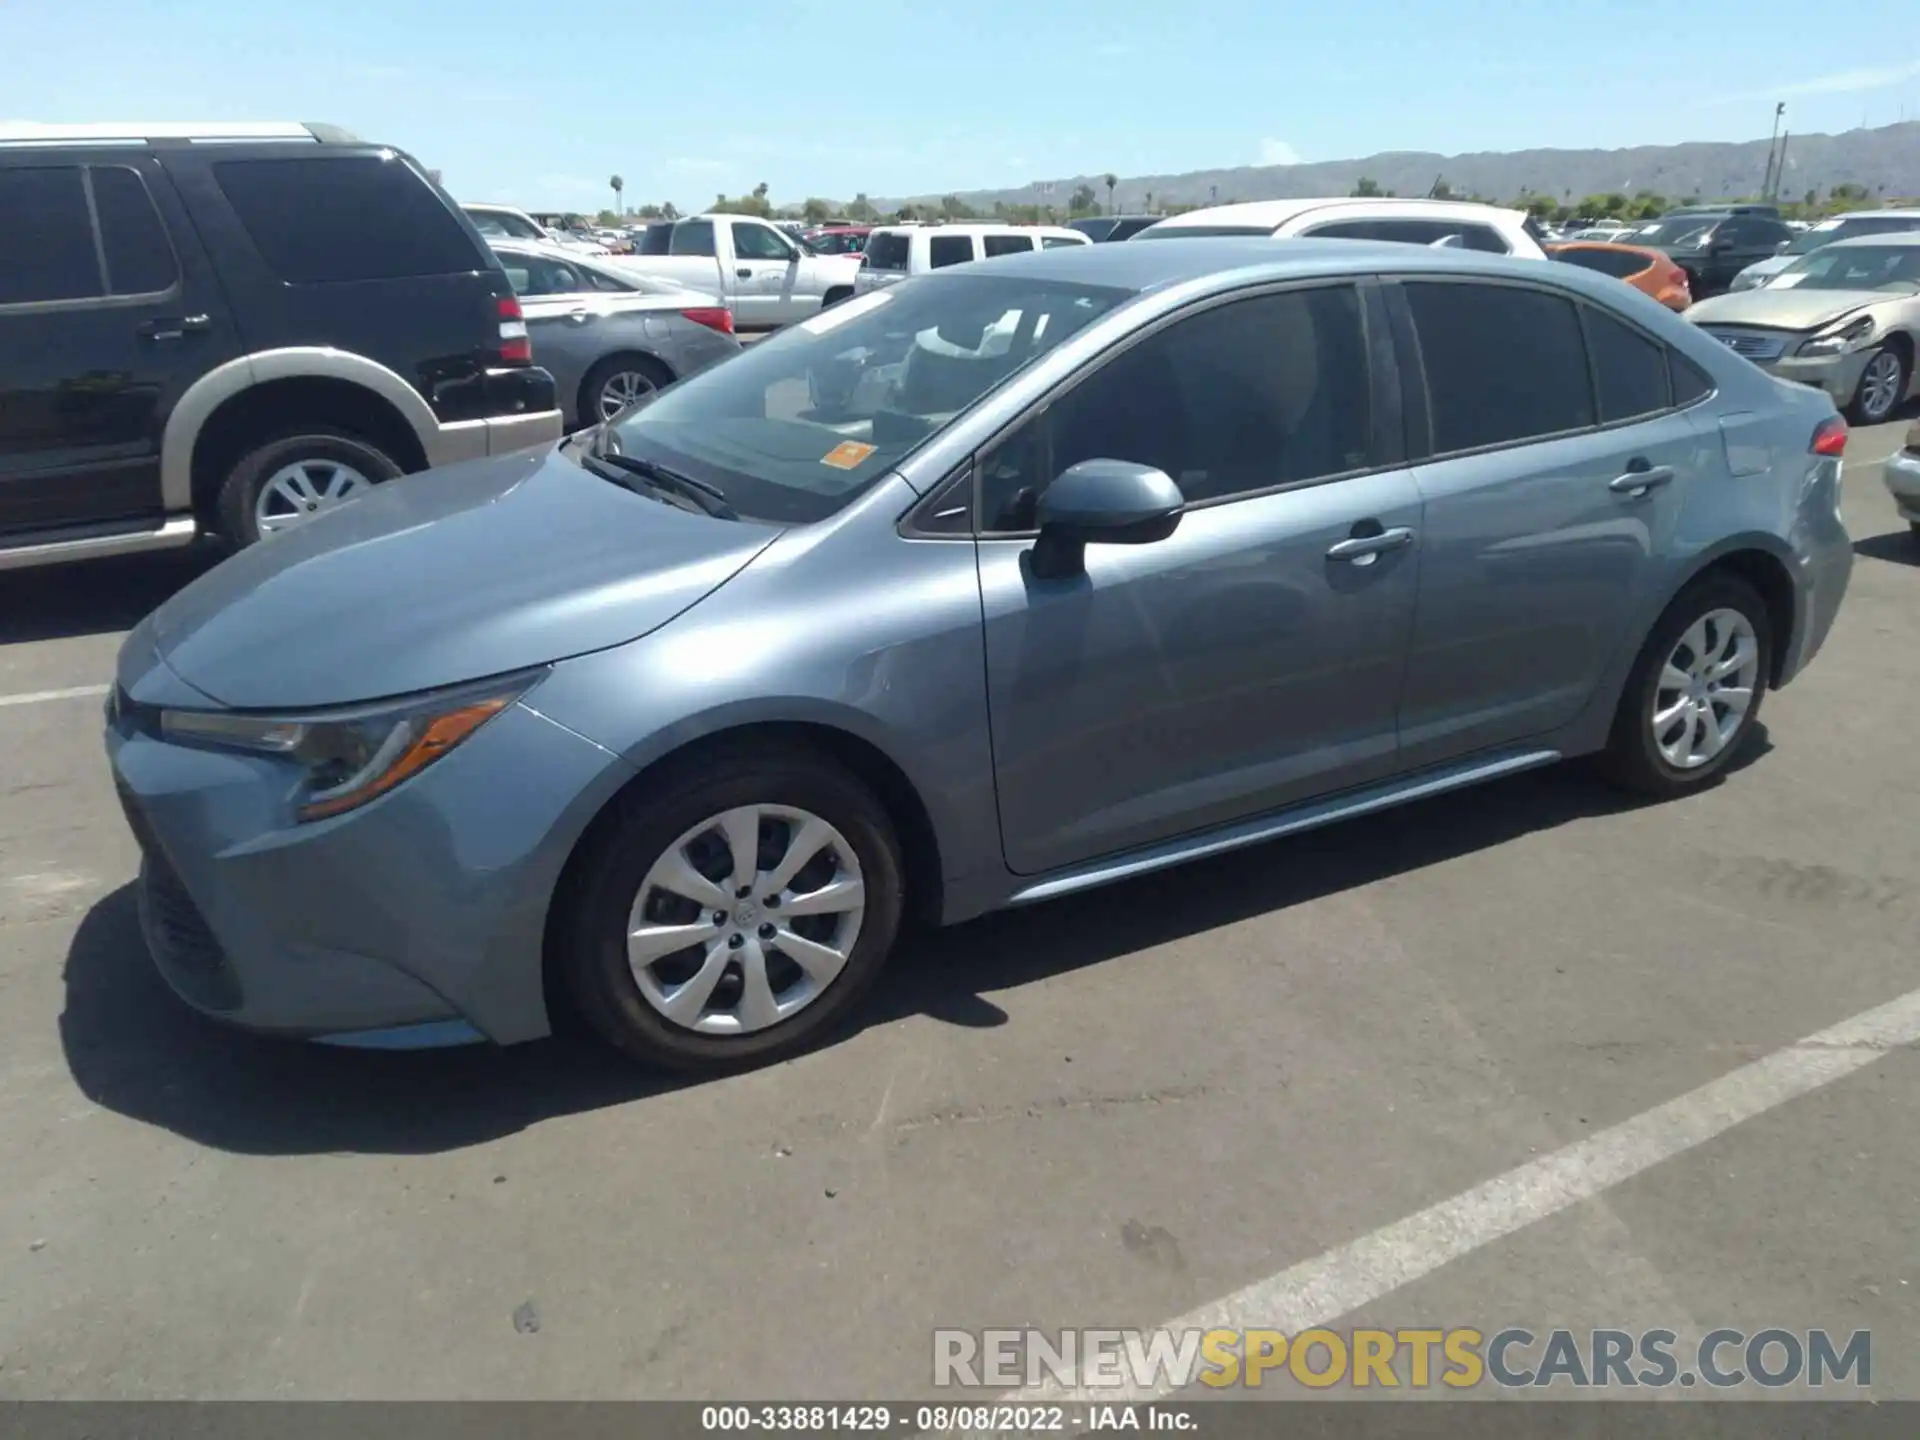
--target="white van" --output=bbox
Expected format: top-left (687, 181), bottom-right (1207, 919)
top-left (855, 224), bottom-right (1091, 293)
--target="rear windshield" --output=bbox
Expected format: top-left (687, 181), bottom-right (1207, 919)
top-left (1132, 224), bottom-right (1273, 240)
top-left (216, 156), bottom-right (481, 283)
top-left (865, 231), bottom-right (911, 270)
top-left (604, 274), bottom-right (1129, 523)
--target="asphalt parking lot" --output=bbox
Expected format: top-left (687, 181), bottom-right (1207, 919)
top-left (0, 414), bottom-right (1915, 1404)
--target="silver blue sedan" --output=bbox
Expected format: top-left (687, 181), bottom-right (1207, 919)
top-left (107, 239), bottom-right (1852, 1071)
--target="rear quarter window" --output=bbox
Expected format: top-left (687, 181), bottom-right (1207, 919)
top-left (982, 233), bottom-right (1035, 258)
top-left (929, 234), bottom-right (974, 269)
top-left (214, 155), bottom-right (482, 283)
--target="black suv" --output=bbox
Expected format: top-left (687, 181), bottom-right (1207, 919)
top-left (0, 122), bottom-right (562, 571)
top-left (1623, 211), bottom-right (1796, 298)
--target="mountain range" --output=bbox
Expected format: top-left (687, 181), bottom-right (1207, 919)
top-left (875, 121), bottom-right (1920, 213)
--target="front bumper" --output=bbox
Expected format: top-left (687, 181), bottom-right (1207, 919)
top-left (1757, 347), bottom-right (1873, 406)
top-left (104, 678), bottom-right (633, 1046)
top-left (1885, 447), bottom-right (1920, 524)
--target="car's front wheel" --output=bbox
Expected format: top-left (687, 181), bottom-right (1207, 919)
top-left (1600, 575), bottom-right (1772, 797)
top-left (1847, 345), bottom-right (1909, 426)
top-left (560, 746), bottom-right (905, 1071)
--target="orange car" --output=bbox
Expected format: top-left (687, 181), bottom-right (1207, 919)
top-left (1547, 242), bottom-right (1693, 311)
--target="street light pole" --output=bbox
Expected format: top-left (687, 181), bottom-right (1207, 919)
top-left (1761, 102), bottom-right (1785, 199)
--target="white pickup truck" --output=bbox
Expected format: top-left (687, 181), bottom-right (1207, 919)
top-left (613, 213), bottom-right (864, 331)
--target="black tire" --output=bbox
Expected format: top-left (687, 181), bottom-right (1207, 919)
top-left (1846, 344), bottom-right (1910, 426)
top-left (560, 745), bottom-right (906, 1072)
top-left (217, 427), bottom-right (403, 547)
top-left (580, 352), bottom-right (673, 426)
top-left (1598, 574), bottom-right (1773, 798)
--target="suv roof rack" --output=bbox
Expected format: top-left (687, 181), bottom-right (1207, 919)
top-left (0, 121), bottom-right (361, 148)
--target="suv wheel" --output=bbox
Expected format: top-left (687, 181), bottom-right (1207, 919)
top-left (1599, 575), bottom-right (1772, 798)
top-left (218, 427), bottom-right (403, 545)
top-left (560, 746), bottom-right (905, 1072)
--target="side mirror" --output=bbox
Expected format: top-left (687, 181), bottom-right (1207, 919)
top-left (1030, 459), bottom-right (1184, 579)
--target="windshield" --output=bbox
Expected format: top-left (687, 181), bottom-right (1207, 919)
top-left (1622, 220), bottom-right (1713, 248)
top-left (467, 208), bottom-right (546, 241)
top-left (1785, 216), bottom-right (1920, 254)
top-left (1771, 244), bottom-right (1920, 291)
top-left (604, 274), bottom-right (1129, 523)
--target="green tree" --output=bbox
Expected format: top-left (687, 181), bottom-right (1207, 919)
top-left (802, 197), bottom-right (832, 225)
top-left (609, 174), bottom-right (623, 215)
top-left (1103, 172), bottom-right (1118, 215)
top-left (662, 201), bottom-right (679, 221)
top-left (847, 192), bottom-right (877, 222)
top-left (594, 209), bottom-right (618, 226)
top-left (1351, 176), bottom-right (1382, 197)
top-left (1068, 183), bottom-right (1099, 217)
top-left (1521, 194), bottom-right (1558, 221)
top-left (941, 193), bottom-right (978, 221)
top-left (634, 203), bottom-right (663, 220)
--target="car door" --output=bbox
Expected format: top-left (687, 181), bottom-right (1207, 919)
top-left (1387, 276), bottom-right (1703, 770)
top-left (0, 155), bottom-right (238, 540)
top-left (975, 281), bottom-right (1424, 875)
top-left (727, 220), bottom-right (801, 328)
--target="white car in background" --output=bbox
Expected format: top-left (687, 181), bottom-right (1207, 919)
top-left (854, 224), bottom-right (1090, 294)
top-left (462, 203), bottom-right (611, 255)
top-left (1134, 197), bottom-right (1552, 259)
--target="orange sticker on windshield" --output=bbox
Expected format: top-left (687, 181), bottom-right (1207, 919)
top-left (821, 440), bottom-right (877, 470)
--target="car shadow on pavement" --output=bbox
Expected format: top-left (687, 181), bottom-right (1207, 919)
top-left (0, 546), bottom-right (219, 645)
top-left (1852, 529), bottom-right (1918, 568)
top-left (58, 732), bottom-right (1770, 1157)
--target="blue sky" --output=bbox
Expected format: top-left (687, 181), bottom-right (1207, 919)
top-left (6, 0), bottom-right (1919, 212)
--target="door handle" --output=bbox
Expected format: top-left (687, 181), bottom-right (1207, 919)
top-left (735, 267), bottom-right (753, 279)
top-left (565, 308), bottom-right (592, 324)
top-left (1609, 463), bottom-right (1675, 497)
top-left (137, 314), bottom-right (209, 342)
top-left (1326, 526), bottom-right (1414, 564)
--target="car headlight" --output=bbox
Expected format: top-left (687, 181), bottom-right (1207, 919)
top-left (160, 670), bottom-right (544, 821)
top-left (1796, 315), bottom-right (1874, 357)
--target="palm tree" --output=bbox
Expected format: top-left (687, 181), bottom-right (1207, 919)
top-left (1144, 190), bottom-right (1154, 214)
top-left (609, 174), bottom-right (624, 215)
top-left (1104, 173), bottom-right (1118, 216)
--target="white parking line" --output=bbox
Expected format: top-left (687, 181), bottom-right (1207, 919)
top-left (0, 683), bottom-right (109, 709)
top-left (1014, 984), bottom-right (1920, 1403)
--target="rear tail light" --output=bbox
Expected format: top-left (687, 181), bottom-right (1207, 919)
top-left (1811, 416), bottom-right (1847, 457)
top-left (681, 306), bottom-right (734, 336)
top-left (496, 295), bottom-right (531, 365)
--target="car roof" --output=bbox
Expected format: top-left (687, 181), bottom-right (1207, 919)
top-left (1825, 230), bottom-right (1920, 248)
top-left (1817, 209), bottom-right (1920, 223)
top-left (1145, 197), bottom-right (1526, 231)
top-left (0, 120), bottom-right (360, 146)
top-left (941, 234), bottom-right (1572, 293)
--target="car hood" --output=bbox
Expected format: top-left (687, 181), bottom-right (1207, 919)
top-left (147, 445), bottom-right (780, 710)
top-left (1686, 287), bottom-right (1887, 332)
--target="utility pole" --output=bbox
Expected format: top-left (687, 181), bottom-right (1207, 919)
top-left (1761, 102), bottom-right (1785, 198)
top-left (1771, 131), bottom-right (1790, 201)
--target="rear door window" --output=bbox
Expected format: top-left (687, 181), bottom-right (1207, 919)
top-left (1404, 281), bottom-right (1595, 453)
top-left (214, 156), bottom-right (481, 283)
top-left (982, 233), bottom-right (1036, 258)
top-left (929, 234), bottom-right (975, 269)
top-left (1583, 305), bottom-right (1670, 422)
top-left (0, 166), bottom-right (101, 304)
top-left (865, 231), bottom-right (910, 270)
top-left (670, 220), bottom-right (717, 257)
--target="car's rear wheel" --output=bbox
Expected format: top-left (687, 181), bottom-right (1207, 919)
top-left (1599, 575), bottom-right (1772, 798)
top-left (560, 746), bottom-right (905, 1071)
top-left (583, 353), bottom-right (673, 424)
top-left (217, 427), bottom-right (403, 546)
top-left (1847, 346), bottom-right (1909, 426)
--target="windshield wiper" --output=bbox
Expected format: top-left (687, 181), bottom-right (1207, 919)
top-left (581, 430), bottom-right (737, 519)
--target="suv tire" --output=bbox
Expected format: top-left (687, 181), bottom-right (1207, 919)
top-left (217, 427), bottom-right (403, 546)
top-left (559, 745), bottom-right (905, 1072)
top-left (1599, 574), bottom-right (1772, 798)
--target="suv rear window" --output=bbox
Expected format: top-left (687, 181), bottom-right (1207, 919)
top-left (865, 231), bottom-right (910, 270)
top-left (215, 156), bottom-right (481, 283)
top-left (982, 233), bottom-right (1035, 258)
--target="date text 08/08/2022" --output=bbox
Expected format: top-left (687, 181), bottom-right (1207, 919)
top-left (699, 1405), bottom-right (1192, 1432)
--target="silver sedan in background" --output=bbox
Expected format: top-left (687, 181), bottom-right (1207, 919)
top-left (490, 241), bottom-right (743, 430)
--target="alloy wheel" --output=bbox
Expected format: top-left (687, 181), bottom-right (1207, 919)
top-left (1649, 608), bottom-right (1760, 770)
top-left (1856, 350), bottom-right (1904, 424)
top-left (254, 459), bottom-right (375, 536)
top-left (598, 370), bottom-right (658, 419)
top-left (625, 804), bottom-right (866, 1035)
